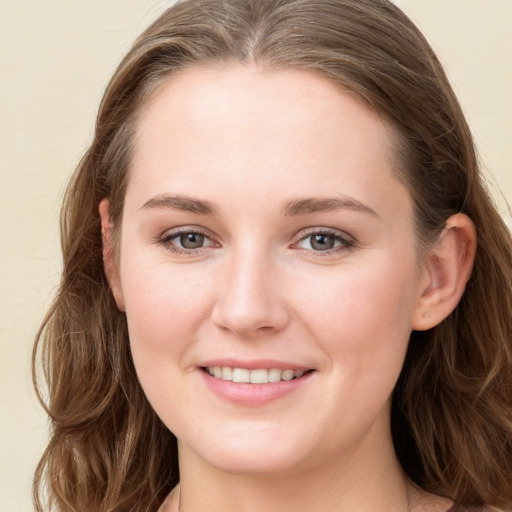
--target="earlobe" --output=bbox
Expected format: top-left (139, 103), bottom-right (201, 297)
top-left (98, 199), bottom-right (125, 312)
top-left (412, 213), bottom-right (476, 331)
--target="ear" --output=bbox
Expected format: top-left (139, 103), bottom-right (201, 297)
top-left (99, 198), bottom-right (125, 312)
top-left (412, 213), bottom-right (476, 331)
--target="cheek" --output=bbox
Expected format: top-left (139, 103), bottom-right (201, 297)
top-left (119, 256), bottom-right (214, 356)
top-left (299, 261), bottom-right (416, 337)
top-left (294, 256), bottom-right (418, 385)
top-left (118, 258), bottom-right (215, 419)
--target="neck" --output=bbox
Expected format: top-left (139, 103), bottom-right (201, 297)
top-left (172, 436), bottom-right (414, 512)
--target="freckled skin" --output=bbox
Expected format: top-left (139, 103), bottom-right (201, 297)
top-left (106, 67), bottom-right (454, 511)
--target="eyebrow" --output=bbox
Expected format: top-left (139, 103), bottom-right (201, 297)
top-left (282, 196), bottom-right (380, 218)
top-left (140, 193), bottom-right (379, 219)
top-left (141, 194), bottom-right (218, 215)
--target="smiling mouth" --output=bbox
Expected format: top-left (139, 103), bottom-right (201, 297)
top-left (202, 367), bottom-right (312, 384)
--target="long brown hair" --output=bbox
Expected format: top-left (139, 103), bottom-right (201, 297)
top-left (33, 0), bottom-right (512, 510)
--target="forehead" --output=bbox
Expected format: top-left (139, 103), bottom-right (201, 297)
top-left (136, 65), bottom-right (391, 150)
top-left (127, 65), bottom-right (411, 222)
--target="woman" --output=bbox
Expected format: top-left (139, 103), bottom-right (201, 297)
top-left (33, 0), bottom-right (512, 511)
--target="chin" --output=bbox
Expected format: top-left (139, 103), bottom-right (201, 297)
top-left (201, 450), bottom-right (312, 477)
top-left (178, 424), bottom-right (319, 476)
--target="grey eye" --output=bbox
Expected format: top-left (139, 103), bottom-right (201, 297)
top-left (309, 234), bottom-right (336, 251)
top-left (179, 232), bottom-right (205, 249)
top-left (295, 230), bottom-right (352, 253)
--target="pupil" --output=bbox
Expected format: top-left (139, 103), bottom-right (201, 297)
top-left (311, 234), bottom-right (334, 251)
top-left (180, 233), bottom-right (204, 249)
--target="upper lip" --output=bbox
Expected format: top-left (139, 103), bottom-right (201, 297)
top-left (200, 358), bottom-right (312, 371)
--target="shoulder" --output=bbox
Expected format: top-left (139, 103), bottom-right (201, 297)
top-left (449, 507), bottom-right (511, 512)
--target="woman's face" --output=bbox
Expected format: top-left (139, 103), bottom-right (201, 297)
top-left (110, 66), bottom-right (430, 475)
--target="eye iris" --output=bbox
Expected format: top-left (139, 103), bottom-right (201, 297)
top-left (180, 233), bottom-right (204, 249)
top-left (311, 234), bottom-right (335, 251)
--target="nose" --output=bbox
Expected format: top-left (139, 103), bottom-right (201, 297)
top-left (211, 249), bottom-right (290, 338)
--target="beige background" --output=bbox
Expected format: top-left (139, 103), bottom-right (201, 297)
top-left (1, 1), bottom-right (510, 510)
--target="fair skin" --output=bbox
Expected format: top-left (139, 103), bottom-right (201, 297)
top-left (100, 66), bottom-right (475, 512)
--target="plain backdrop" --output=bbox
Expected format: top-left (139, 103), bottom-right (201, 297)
top-left (1, 1), bottom-right (510, 510)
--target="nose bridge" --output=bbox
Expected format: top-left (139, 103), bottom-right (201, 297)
top-left (212, 238), bottom-right (288, 336)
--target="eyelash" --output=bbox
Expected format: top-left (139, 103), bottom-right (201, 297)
top-left (157, 227), bottom-right (355, 256)
top-left (292, 228), bottom-right (355, 256)
top-left (158, 227), bottom-right (216, 255)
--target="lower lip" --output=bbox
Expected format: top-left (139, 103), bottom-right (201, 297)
top-left (200, 370), bottom-right (314, 406)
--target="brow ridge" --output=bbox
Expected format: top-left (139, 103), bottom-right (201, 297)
top-left (141, 194), bottom-right (378, 218)
top-left (282, 196), bottom-right (379, 218)
top-left (141, 194), bottom-right (218, 215)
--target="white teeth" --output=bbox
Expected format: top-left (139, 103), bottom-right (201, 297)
top-left (282, 369), bottom-right (295, 381)
top-left (268, 368), bottom-right (282, 383)
top-left (221, 367), bottom-right (233, 381)
top-left (232, 368), bottom-right (250, 383)
top-left (206, 366), bottom-right (307, 383)
top-left (250, 369), bottom-right (268, 384)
